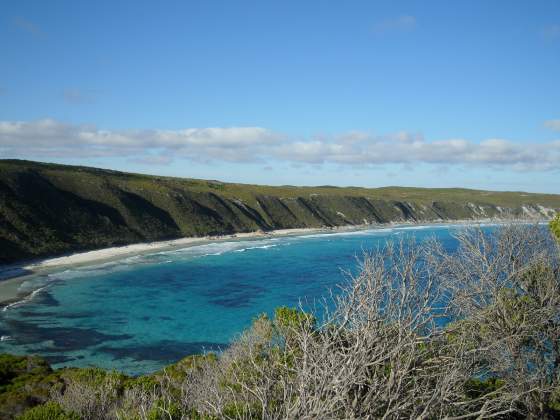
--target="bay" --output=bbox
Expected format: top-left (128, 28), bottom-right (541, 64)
top-left (0, 224), bottom-right (482, 375)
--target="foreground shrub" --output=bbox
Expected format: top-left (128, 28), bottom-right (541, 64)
top-left (16, 402), bottom-right (78, 420)
top-left (0, 354), bottom-right (64, 419)
top-left (53, 368), bottom-right (127, 420)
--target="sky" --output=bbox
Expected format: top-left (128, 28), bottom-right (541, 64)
top-left (1, 0), bottom-right (559, 193)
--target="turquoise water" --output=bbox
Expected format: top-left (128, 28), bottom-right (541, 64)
top-left (0, 224), bottom-right (473, 375)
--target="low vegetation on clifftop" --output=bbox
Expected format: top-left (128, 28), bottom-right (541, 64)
top-left (1, 159), bottom-right (559, 265)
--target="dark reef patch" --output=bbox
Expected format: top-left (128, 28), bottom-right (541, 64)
top-left (17, 310), bottom-right (94, 320)
top-left (32, 290), bottom-right (60, 307)
top-left (97, 340), bottom-right (226, 362)
top-left (42, 354), bottom-right (77, 364)
top-left (16, 310), bottom-right (49, 318)
top-left (209, 297), bottom-right (251, 308)
top-left (203, 281), bottom-right (266, 308)
top-left (3, 318), bottom-right (133, 351)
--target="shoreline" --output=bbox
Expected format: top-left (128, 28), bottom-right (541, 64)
top-left (0, 226), bottom-right (338, 306)
top-left (0, 218), bottom-right (549, 307)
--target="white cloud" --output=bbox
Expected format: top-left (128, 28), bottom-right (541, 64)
top-left (372, 15), bottom-right (416, 34)
top-left (0, 118), bottom-right (559, 172)
top-left (0, 119), bottom-right (283, 163)
top-left (544, 119), bottom-right (560, 131)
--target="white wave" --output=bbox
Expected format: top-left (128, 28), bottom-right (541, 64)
top-left (162, 241), bottom-right (242, 256)
top-left (234, 244), bottom-right (279, 253)
top-left (48, 265), bottom-right (123, 280)
top-left (35, 239), bottom-right (284, 283)
top-left (393, 223), bottom-right (472, 231)
top-left (0, 335), bottom-right (12, 341)
top-left (2, 285), bottom-right (48, 312)
top-left (45, 255), bottom-right (157, 280)
top-left (295, 222), bottom-right (496, 239)
top-left (298, 228), bottom-right (394, 240)
top-left (394, 225), bottom-right (438, 231)
top-left (161, 239), bottom-right (282, 258)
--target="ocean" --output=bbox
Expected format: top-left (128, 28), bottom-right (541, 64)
top-left (0, 224), bottom-right (488, 375)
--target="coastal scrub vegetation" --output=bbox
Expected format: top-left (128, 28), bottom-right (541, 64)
top-left (1, 222), bottom-right (560, 419)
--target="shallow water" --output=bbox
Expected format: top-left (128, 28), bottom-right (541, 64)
top-left (0, 224), bottom-right (483, 375)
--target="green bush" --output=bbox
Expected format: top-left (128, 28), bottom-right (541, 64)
top-left (551, 213), bottom-right (560, 242)
top-left (16, 402), bottom-right (79, 420)
top-left (63, 367), bottom-right (126, 387)
top-left (274, 306), bottom-right (315, 331)
top-left (123, 374), bottom-right (160, 392)
top-left (0, 354), bottom-right (53, 393)
top-left (146, 400), bottom-right (182, 420)
top-left (464, 378), bottom-right (505, 399)
top-left (222, 402), bottom-right (261, 419)
top-left (0, 354), bottom-right (65, 419)
top-left (159, 353), bottom-right (217, 382)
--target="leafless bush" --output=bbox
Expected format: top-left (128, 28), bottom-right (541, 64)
top-left (444, 223), bottom-right (560, 419)
top-left (52, 370), bottom-right (123, 420)
top-left (115, 386), bottom-right (156, 419)
top-left (184, 223), bottom-right (560, 419)
top-left (191, 313), bottom-right (288, 418)
top-left (265, 238), bottom-right (493, 419)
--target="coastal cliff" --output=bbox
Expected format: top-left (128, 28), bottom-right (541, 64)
top-left (1, 159), bottom-right (559, 264)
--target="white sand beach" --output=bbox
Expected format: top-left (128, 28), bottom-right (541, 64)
top-left (0, 227), bottom-right (330, 305)
top-left (0, 218), bottom-right (543, 306)
top-left (26, 228), bottom-right (323, 269)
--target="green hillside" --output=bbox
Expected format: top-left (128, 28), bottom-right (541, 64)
top-left (0, 159), bottom-right (558, 264)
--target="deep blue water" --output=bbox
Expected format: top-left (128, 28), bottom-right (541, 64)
top-left (0, 224), bottom-right (476, 375)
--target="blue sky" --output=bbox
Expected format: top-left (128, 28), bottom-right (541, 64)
top-left (1, 1), bottom-right (559, 192)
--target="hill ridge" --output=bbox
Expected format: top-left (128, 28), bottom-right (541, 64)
top-left (0, 159), bottom-right (558, 264)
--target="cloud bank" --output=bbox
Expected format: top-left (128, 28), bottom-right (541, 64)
top-left (0, 119), bottom-right (559, 172)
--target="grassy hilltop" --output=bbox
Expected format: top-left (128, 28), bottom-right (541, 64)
top-left (1, 159), bottom-right (559, 264)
